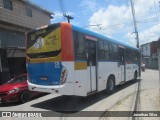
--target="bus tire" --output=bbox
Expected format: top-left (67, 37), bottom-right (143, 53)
top-left (106, 76), bottom-right (115, 93)
top-left (20, 91), bottom-right (31, 103)
top-left (134, 71), bottom-right (137, 80)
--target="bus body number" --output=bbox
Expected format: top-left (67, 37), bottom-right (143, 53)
top-left (55, 62), bottom-right (60, 68)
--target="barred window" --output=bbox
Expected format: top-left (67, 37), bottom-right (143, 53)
top-left (26, 8), bottom-right (32, 18)
top-left (3, 0), bottom-right (13, 10)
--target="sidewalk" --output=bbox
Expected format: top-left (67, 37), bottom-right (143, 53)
top-left (140, 69), bottom-right (160, 120)
top-left (140, 69), bottom-right (159, 111)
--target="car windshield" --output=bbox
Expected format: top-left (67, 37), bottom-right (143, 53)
top-left (7, 75), bottom-right (27, 84)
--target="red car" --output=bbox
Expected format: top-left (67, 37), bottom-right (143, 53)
top-left (0, 74), bottom-right (40, 103)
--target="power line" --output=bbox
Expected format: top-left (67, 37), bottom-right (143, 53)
top-left (154, 0), bottom-right (159, 24)
top-left (85, 18), bottom-right (160, 32)
top-left (153, 0), bottom-right (160, 37)
top-left (58, 0), bottom-right (66, 21)
top-left (57, 0), bottom-right (74, 23)
top-left (126, 0), bottom-right (135, 35)
top-left (137, 17), bottom-right (158, 22)
top-left (58, 0), bottom-right (66, 15)
top-left (130, 0), bottom-right (139, 48)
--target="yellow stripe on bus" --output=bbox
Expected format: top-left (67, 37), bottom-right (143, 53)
top-left (74, 62), bottom-right (87, 70)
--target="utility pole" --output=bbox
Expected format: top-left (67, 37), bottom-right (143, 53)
top-left (63, 14), bottom-right (74, 23)
top-left (130, 0), bottom-right (139, 48)
top-left (130, 0), bottom-right (141, 78)
top-left (158, 38), bottom-right (160, 107)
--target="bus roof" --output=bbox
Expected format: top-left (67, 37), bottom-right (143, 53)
top-left (72, 24), bottom-right (139, 51)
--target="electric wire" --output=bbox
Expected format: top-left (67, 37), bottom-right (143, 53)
top-left (58, 0), bottom-right (67, 21)
top-left (126, 0), bottom-right (135, 34)
top-left (153, 0), bottom-right (160, 37)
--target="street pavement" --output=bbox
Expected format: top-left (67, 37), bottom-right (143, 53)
top-left (0, 69), bottom-right (159, 120)
top-left (103, 69), bottom-right (160, 120)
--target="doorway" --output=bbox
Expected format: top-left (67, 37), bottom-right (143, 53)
top-left (86, 40), bottom-right (97, 92)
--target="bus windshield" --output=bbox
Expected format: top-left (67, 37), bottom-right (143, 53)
top-left (27, 23), bottom-right (61, 58)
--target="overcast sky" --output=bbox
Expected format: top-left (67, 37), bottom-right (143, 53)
top-left (31, 0), bottom-right (160, 47)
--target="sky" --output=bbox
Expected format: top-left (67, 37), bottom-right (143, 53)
top-left (30, 0), bottom-right (160, 47)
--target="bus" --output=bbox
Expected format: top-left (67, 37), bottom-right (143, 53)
top-left (26, 22), bottom-right (140, 96)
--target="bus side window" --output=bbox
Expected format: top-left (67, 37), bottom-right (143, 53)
top-left (98, 40), bottom-right (109, 60)
top-left (133, 51), bottom-right (138, 64)
top-left (99, 40), bottom-right (105, 60)
top-left (126, 49), bottom-right (133, 63)
top-left (104, 42), bottom-right (109, 60)
top-left (109, 44), bottom-right (118, 61)
top-left (74, 31), bottom-right (85, 60)
top-left (119, 48), bottom-right (125, 64)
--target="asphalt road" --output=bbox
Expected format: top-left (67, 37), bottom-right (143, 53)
top-left (0, 70), bottom-right (159, 120)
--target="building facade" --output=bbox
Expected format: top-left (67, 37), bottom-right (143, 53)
top-left (0, 0), bottom-right (53, 84)
top-left (141, 41), bottom-right (158, 69)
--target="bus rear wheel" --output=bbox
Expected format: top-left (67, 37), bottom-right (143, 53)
top-left (106, 76), bottom-right (115, 93)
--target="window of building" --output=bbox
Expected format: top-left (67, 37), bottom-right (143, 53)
top-left (142, 46), bottom-right (145, 53)
top-left (3, 0), bottom-right (13, 10)
top-left (146, 45), bottom-right (148, 51)
top-left (0, 51), bottom-right (9, 72)
top-left (26, 7), bottom-right (32, 18)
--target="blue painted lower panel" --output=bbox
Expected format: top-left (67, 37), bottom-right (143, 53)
top-left (27, 62), bottom-right (62, 85)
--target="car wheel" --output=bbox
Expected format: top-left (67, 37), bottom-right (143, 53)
top-left (20, 91), bottom-right (31, 103)
top-left (106, 76), bottom-right (115, 93)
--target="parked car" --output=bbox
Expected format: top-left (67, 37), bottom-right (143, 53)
top-left (0, 74), bottom-right (42, 103)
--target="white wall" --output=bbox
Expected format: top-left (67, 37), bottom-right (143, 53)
top-left (141, 43), bottom-right (151, 57)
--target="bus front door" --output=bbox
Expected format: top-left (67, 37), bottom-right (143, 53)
top-left (86, 40), bottom-right (97, 92)
top-left (119, 47), bottom-right (126, 82)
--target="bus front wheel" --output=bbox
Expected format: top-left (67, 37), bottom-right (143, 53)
top-left (106, 76), bottom-right (115, 93)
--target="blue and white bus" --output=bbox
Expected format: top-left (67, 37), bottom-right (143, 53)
top-left (26, 22), bottom-right (140, 96)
